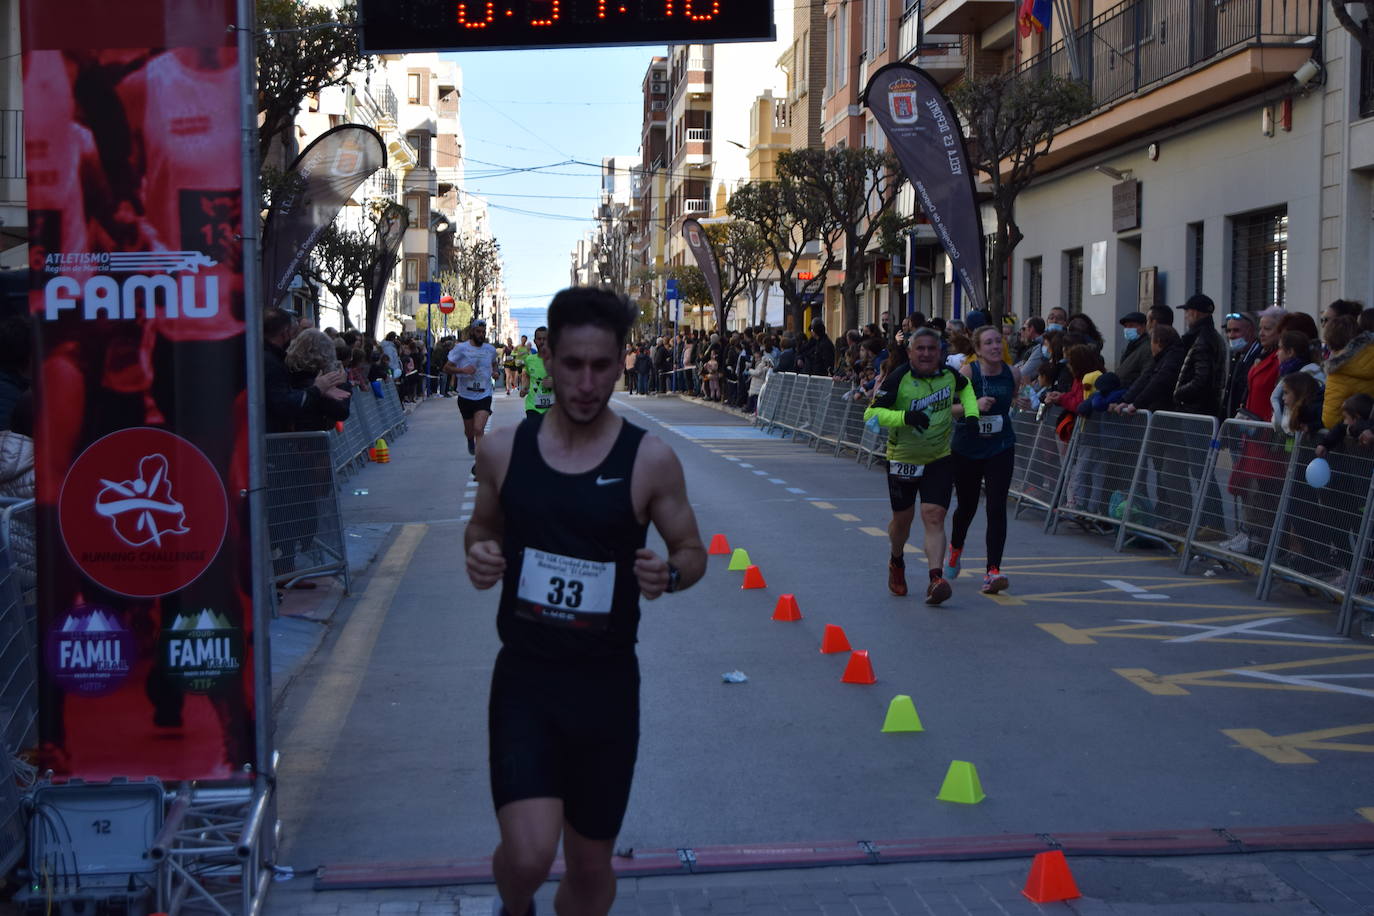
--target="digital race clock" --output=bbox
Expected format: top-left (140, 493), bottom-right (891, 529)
top-left (359, 1), bottom-right (775, 53)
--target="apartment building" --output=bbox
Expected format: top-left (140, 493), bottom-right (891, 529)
top-left (631, 56), bottom-right (670, 303)
top-left (915, 0), bottom-right (1371, 365)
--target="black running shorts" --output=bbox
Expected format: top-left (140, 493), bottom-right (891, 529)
top-left (457, 395), bottom-right (493, 419)
top-left (488, 648), bottom-right (640, 841)
top-left (886, 453), bottom-right (955, 512)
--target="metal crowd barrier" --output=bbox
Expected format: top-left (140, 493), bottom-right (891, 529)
top-left (728, 371), bottom-right (1374, 637)
top-left (330, 377), bottom-right (408, 477)
top-left (0, 497), bottom-right (35, 880)
top-left (266, 432), bottom-right (351, 594)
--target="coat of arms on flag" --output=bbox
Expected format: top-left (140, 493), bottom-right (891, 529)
top-left (887, 77), bottom-right (919, 125)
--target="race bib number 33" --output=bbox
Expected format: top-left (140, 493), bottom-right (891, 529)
top-left (517, 548), bottom-right (615, 628)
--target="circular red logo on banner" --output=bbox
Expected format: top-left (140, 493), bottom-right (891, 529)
top-left (59, 427), bottom-right (228, 598)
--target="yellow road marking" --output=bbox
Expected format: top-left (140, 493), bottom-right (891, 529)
top-left (834, 513), bottom-right (861, 522)
top-left (810, 501), bottom-right (837, 510)
top-left (982, 592), bottom-right (1028, 606)
top-left (1011, 580), bottom-right (1232, 601)
top-left (1115, 668), bottom-right (1192, 695)
top-left (277, 523), bottom-right (428, 833)
top-left (999, 557), bottom-right (1162, 570)
top-left (860, 526), bottom-right (888, 537)
top-left (1358, 808), bottom-right (1374, 824)
top-left (1038, 623), bottom-right (1096, 644)
top-left (1005, 571), bottom-right (1237, 582)
top-left (1114, 651), bottom-right (1374, 696)
top-left (1223, 724), bottom-right (1374, 764)
top-left (1033, 598), bottom-right (1327, 612)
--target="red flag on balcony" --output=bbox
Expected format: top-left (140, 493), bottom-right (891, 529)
top-left (1018, 0), bottom-right (1052, 37)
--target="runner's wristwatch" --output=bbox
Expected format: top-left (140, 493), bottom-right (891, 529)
top-left (665, 564), bottom-right (681, 593)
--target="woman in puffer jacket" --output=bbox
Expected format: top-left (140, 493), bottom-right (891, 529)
top-left (1320, 316), bottom-right (1374, 430)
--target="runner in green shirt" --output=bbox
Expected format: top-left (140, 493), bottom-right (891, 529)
top-left (519, 326), bottom-right (554, 417)
top-left (864, 328), bottom-right (980, 604)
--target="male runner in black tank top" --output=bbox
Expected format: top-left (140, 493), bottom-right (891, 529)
top-left (465, 288), bottom-right (706, 916)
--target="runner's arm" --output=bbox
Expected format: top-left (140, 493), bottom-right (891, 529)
top-left (863, 369), bottom-right (910, 429)
top-left (637, 438), bottom-right (706, 599)
top-left (954, 372), bottom-right (981, 420)
top-left (464, 431), bottom-right (512, 589)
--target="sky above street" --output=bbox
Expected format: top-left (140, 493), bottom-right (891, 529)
top-left (443, 45), bottom-right (658, 338)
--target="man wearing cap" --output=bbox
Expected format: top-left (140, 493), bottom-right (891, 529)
top-left (1114, 311), bottom-right (1152, 388)
top-left (1172, 293), bottom-right (1226, 418)
top-left (1170, 293), bottom-right (1228, 535)
top-left (446, 319), bottom-right (501, 463)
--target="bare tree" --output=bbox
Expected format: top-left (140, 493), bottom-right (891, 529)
top-left (305, 224), bottom-right (374, 331)
top-left (439, 234), bottom-right (503, 321)
top-left (779, 147), bottom-right (911, 331)
top-left (951, 72), bottom-right (1093, 320)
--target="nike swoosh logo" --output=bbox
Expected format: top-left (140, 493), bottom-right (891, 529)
top-left (595, 476), bottom-right (623, 486)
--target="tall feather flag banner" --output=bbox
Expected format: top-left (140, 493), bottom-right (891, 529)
top-left (863, 63), bottom-right (987, 314)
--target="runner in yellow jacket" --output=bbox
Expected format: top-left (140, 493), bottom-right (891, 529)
top-left (864, 328), bottom-right (980, 604)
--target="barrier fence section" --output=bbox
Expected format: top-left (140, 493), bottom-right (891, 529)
top-left (734, 372), bottom-right (1374, 637)
top-left (0, 497), bottom-right (34, 880)
top-left (266, 432), bottom-right (351, 594)
top-left (330, 377), bottom-right (407, 477)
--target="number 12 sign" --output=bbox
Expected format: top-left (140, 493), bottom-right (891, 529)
top-left (360, 0), bottom-right (774, 53)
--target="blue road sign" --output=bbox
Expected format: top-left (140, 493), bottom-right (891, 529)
top-left (418, 281), bottom-right (441, 304)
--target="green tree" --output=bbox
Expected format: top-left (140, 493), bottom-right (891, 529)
top-left (703, 220), bottom-right (769, 331)
top-left (951, 72), bottom-right (1093, 321)
top-left (778, 147), bottom-right (912, 332)
top-left (305, 201), bottom-right (407, 337)
top-left (256, 0), bottom-right (366, 160)
top-left (727, 177), bottom-right (842, 332)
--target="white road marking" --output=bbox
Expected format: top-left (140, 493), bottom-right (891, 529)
top-left (738, 463), bottom-right (754, 468)
top-left (1226, 670), bottom-right (1374, 699)
top-left (724, 456), bottom-right (741, 461)
top-left (1119, 617), bottom-right (1347, 644)
top-left (753, 470), bottom-right (768, 476)
top-left (768, 478), bottom-right (785, 484)
top-left (1103, 579), bottom-right (1169, 600)
top-left (787, 488), bottom-right (807, 494)
top-left (462, 502), bottom-right (474, 511)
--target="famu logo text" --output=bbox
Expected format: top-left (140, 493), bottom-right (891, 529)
top-left (160, 608), bottom-right (244, 692)
top-left (43, 251), bottom-right (222, 321)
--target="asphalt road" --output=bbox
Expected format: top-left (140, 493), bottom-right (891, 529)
top-left (268, 388), bottom-right (1374, 880)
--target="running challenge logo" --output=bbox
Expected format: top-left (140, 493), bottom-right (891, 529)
top-left (40, 250), bottom-right (223, 321)
top-left (59, 427), bottom-right (227, 597)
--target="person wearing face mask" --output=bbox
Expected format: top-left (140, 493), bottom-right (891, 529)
top-left (1045, 306), bottom-right (1068, 334)
top-left (1115, 311), bottom-right (1151, 388)
top-left (1221, 311), bottom-right (1262, 419)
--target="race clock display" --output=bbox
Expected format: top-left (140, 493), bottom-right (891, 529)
top-left (359, 1), bottom-right (774, 53)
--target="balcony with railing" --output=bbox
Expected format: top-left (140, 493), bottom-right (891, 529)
top-left (924, 0), bottom-right (1016, 37)
top-left (683, 199), bottom-right (710, 215)
top-left (1017, 0), bottom-right (1320, 167)
top-left (899, 3), bottom-right (967, 82)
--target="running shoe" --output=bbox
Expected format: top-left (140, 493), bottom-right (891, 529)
top-left (888, 557), bottom-right (907, 596)
top-left (981, 568), bottom-right (1009, 594)
top-left (925, 576), bottom-right (952, 605)
top-left (467, 436), bottom-right (476, 456)
top-left (945, 545), bottom-right (962, 579)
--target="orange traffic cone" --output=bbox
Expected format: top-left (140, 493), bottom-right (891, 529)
top-left (841, 650), bottom-right (876, 684)
top-left (708, 534), bottom-right (731, 555)
top-left (819, 624), bottom-right (851, 654)
top-left (771, 594), bottom-right (802, 621)
top-left (741, 565), bottom-right (766, 589)
top-left (1021, 851), bottom-right (1081, 903)
top-left (370, 438), bottom-right (390, 463)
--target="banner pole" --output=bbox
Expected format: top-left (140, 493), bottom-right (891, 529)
top-left (237, 0), bottom-right (274, 782)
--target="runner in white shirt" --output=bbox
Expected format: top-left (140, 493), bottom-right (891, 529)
top-left (445, 319), bottom-right (501, 463)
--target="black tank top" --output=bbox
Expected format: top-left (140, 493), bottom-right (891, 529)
top-left (497, 414), bottom-right (649, 661)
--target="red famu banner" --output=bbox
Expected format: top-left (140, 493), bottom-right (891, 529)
top-left (21, 0), bottom-right (256, 781)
